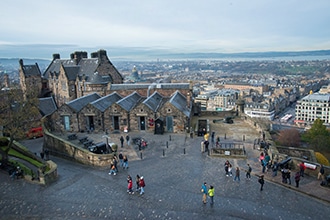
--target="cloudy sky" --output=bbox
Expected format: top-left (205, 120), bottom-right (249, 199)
top-left (1, 0), bottom-right (330, 58)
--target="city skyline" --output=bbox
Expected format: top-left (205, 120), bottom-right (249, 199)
top-left (1, 0), bottom-right (330, 59)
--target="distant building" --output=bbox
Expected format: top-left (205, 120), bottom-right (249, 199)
top-left (212, 89), bottom-right (239, 111)
top-left (244, 102), bottom-right (275, 120)
top-left (295, 93), bottom-right (330, 126)
top-left (194, 95), bottom-right (208, 111)
top-left (19, 59), bottom-right (43, 98)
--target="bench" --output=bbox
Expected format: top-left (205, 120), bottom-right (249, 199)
top-left (79, 136), bottom-right (88, 144)
top-left (68, 134), bottom-right (77, 140)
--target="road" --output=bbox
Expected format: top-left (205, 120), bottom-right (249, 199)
top-left (1, 119), bottom-right (329, 219)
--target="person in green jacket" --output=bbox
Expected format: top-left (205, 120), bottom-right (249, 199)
top-left (208, 185), bottom-right (214, 205)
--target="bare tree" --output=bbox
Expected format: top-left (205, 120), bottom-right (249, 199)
top-left (0, 87), bottom-right (40, 166)
top-left (277, 128), bottom-right (301, 148)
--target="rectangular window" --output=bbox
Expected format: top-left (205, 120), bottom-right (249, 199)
top-left (63, 116), bottom-right (70, 131)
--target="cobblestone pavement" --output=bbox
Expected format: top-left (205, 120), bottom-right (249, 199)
top-left (1, 118), bottom-right (329, 219)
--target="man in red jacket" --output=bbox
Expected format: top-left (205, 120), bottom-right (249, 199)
top-left (299, 162), bottom-right (306, 177)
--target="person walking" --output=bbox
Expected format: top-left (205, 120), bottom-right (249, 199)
top-left (258, 175), bottom-right (265, 191)
top-left (299, 162), bottom-right (306, 177)
top-left (201, 182), bottom-right (208, 204)
top-left (204, 140), bottom-right (209, 152)
top-left (120, 136), bottom-right (124, 148)
top-left (127, 175), bottom-right (134, 194)
top-left (246, 164), bottom-right (252, 179)
top-left (139, 176), bottom-right (146, 195)
top-left (126, 135), bottom-right (130, 146)
top-left (135, 175), bottom-right (141, 192)
top-left (295, 171), bottom-right (301, 188)
top-left (228, 163), bottom-right (233, 177)
top-left (208, 185), bottom-right (214, 205)
top-left (272, 161), bottom-right (278, 177)
top-left (318, 164), bottom-right (325, 180)
top-left (123, 155), bottom-right (129, 169)
top-left (113, 155), bottom-right (119, 172)
top-left (234, 167), bottom-right (240, 182)
top-left (108, 163), bottom-right (117, 175)
top-left (118, 152), bottom-right (124, 167)
top-left (224, 160), bottom-right (229, 176)
top-left (287, 169), bottom-right (291, 185)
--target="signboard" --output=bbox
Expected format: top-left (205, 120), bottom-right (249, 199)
top-left (225, 151), bottom-right (230, 155)
top-left (304, 162), bottom-right (317, 170)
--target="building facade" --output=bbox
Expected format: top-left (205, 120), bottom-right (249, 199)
top-left (295, 93), bottom-right (330, 126)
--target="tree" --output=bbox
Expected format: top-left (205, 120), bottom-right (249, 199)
top-left (0, 87), bottom-right (40, 166)
top-left (277, 128), bottom-right (301, 147)
top-left (302, 118), bottom-right (330, 151)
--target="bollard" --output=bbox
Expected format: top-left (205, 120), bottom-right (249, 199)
top-left (163, 149), bottom-right (165, 157)
top-left (184, 148), bottom-right (186, 154)
top-left (166, 141), bottom-right (168, 148)
top-left (169, 135), bottom-right (171, 141)
top-left (243, 135), bottom-right (245, 141)
top-left (224, 133), bottom-right (226, 139)
top-left (140, 152), bottom-right (143, 159)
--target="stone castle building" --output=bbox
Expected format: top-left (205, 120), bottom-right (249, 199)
top-left (19, 49), bottom-right (193, 134)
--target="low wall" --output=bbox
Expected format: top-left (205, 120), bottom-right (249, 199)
top-left (210, 148), bottom-right (246, 159)
top-left (43, 130), bottom-right (114, 167)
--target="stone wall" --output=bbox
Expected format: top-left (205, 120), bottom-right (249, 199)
top-left (43, 130), bottom-right (114, 167)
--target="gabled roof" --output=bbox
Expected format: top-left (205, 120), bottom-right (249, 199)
top-left (169, 91), bottom-right (190, 117)
top-left (44, 59), bottom-right (76, 79)
top-left (22, 63), bottom-right (42, 77)
top-left (117, 91), bottom-right (143, 111)
top-left (63, 66), bottom-right (80, 81)
top-left (39, 97), bottom-right (58, 116)
top-left (78, 58), bottom-right (99, 76)
top-left (90, 92), bottom-right (122, 112)
top-left (66, 93), bottom-right (101, 112)
top-left (143, 91), bottom-right (164, 112)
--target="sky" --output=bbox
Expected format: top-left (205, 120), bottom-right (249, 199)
top-left (1, 0), bottom-right (330, 59)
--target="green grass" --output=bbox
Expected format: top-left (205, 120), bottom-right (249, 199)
top-left (8, 148), bottom-right (44, 168)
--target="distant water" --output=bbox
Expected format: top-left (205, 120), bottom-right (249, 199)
top-left (240, 55), bottom-right (330, 62)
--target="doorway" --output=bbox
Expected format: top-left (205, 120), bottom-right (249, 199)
top-left (113, 116), bottom-right (120, 130)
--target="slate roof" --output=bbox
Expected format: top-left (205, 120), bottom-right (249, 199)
top-left (22, 64), bottom-right (42, 77)
top-left (66, 93), bottom-right (101, 112)
top-left (302, 93), bottom-right (330, 102)
top-left (86, 73), bottom-right (112, 85)
top-left (43, 57), bottom-right (108, 83)
top-left (39, 97), bottom-right (58, 116)
top-left (143, 91), bottom-right (164, 112)
top-left (117, 91), bottom-right (143, 111)
top-left (169, 91), bottom-right (191, 117)
top-left (44, 59), bottom-right (76, 79)
top-left (63, 66), bottom-right (80, 81)
top-left (90, 92), bottom-right (122, 112)
top-left (110, 83), bottom-right (190, 92)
